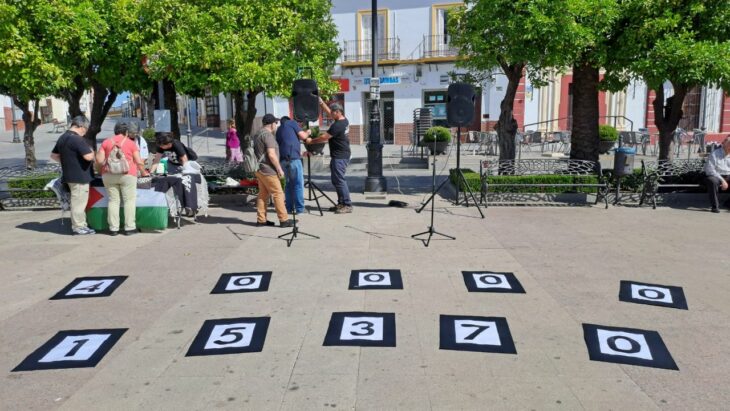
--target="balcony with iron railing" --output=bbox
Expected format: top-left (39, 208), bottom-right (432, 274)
top-left (420, 34), bottom-right (458, 60)
top-left (341, 37), bottom-right (400, 66)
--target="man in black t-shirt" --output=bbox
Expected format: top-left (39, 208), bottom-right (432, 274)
top-left (50, 115), bottom-right (96, 235)
top-left (306, 100), bottom-right (352, 214)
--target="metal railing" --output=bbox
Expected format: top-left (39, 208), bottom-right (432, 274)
top-left (421, 34), bottom-right (458, 59)
top-left (342, 38), bottom-right (400, 63)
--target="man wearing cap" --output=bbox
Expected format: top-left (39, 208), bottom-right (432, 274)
top-left (276, 116), bottom-right (311, 214)
top-left (253, 114), bottom-right (293, 227)
top-left (307, 99), bottom-right (352, 214)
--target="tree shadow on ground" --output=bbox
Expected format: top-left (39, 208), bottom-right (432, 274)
top-left (16, 218), bottom-right (69, 235)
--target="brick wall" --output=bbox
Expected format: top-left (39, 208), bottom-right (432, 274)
top-left (349, 124), bottom-right (362, 144)
top-left (721, 92), bottom-right (730, 133)
top-left (394, 123), bottom-right (410, 145)
top-left (646, 89), bottom-right (658, 134)
top-left (3, 107), bottom-right (25, 131)
top-left (481, 121), bottom-right (497, 132)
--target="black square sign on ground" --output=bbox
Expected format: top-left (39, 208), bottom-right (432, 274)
top-left (439, 315), bottom-right (517, 354)
top-left (186, 317), bottom-right (270, 356)
top-left (348, 269), bottom-right (403, 290)
top-left (618, 281), bottom-right (688, 310)
top-left (50, 276), bottom-right (128, 300)
top-left (13, 329), bottom-right (127, 371)
top-left (462, 271), bottom-right (525, 293)
top-left (582, 323), bottom-right (678, 370)
top-left (323, 312), bottom-right (396, 347)
top-left (211, 272), bottom-right (272, 294)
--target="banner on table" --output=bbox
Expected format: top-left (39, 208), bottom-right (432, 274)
top-left (85, 186), bottom-right (168, 230)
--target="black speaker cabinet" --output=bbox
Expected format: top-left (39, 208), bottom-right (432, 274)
top-left (292, 79), bottom-right (320, 122)
top-left (447, 83), bottom-right (476, 127)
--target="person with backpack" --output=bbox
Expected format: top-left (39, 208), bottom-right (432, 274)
top-left (95, 121), bottom-right (149, 236)
top-left (50, 115), bottom-right (96, 235)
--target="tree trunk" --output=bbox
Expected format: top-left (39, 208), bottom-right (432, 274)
top-left (140, 92), bottom-right (155, 128)
top-left (496, 63), bottom-right (524, 170)
top-left (14, 97), bottom-right (40, 169)
top-left (652, 83), bottom-right (688, 161)
top-left (233, 90), bottom-right (261, 149)
top-left (569, 62), bottom-right (600, 162)
top-left (163, 79), bottom-right (181, 139)
top-left (62, 76), bottom-right (86, 119)
top-left (85, 80), bottom-right (117, 148)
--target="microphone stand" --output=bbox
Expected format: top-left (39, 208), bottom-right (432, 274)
top-left (411, 148), bottom-right (455, 247)
top-left (278, 155), bottom-right (318, 247)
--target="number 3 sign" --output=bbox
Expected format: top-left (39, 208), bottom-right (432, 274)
top-left (323, 312), bottom-right (396, 347)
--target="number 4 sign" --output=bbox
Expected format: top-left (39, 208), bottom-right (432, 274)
top-left (186, 317), bottom-right (270, 356)
top-left (439, 315), bottom-right (517, 354)
top-left (50, 276), bottom-right (127, 300)
top-left (13, 329), bottom-right (127, 371)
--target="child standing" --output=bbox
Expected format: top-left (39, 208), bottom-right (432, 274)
top-left (226, 119), bottom-right (243, 163)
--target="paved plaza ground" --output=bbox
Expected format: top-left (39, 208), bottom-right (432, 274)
top-left (1, 120), bottom-right (729, 410)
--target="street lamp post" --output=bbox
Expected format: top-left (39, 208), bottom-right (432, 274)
top-left (364, 0), bottom-right (387, 193)
top-left (186, 95), bottom-right (193, 148)
top-left (10, 100), bottom-right (20, 143)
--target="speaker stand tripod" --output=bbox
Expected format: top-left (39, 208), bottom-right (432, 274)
top-left (279, 159), bottom-right (319, 247)
top-left (304, 153), bottom-right (336, 216)
top-left (452, 126), bottom-right (485, 218)
top-left (412, 152), bottom-right (455, 247)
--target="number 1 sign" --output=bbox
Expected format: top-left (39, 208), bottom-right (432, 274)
top-left (13, 329), bottom-right (127, 371)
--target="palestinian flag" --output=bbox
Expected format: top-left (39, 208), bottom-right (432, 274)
top-left (86, 186), bottom-right (169, 230)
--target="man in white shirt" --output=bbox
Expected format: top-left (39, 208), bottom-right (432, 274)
top-left (703, 137), bottom-right (730, 213)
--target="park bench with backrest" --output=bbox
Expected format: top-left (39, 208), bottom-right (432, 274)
top-left (479, 159), bottom-right (609, 208)
top-left (52, 119), bottom-right (67, 133)
top-left (639, 159), bottom-right (707, 209)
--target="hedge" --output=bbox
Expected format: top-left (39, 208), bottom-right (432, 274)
top-left (449, 168), bottom-right (481, 192)
top-left (6, 173), bottom-right (59, 198)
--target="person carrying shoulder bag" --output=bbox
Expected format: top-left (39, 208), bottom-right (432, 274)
top-left (96, 121), bottom-right (149, 236)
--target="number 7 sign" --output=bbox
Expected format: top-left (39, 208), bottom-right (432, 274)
top-left (440, 315), bottom-right (517, 354)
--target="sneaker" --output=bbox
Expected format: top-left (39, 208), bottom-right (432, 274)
top-left (711, 207), bottom-right (720, 213)
top-left (329, 204), bottom-right (344, 212)
top-left (123, 229), bottom-right (138, 236)
top-left (72, 227), bottom-right (95, 235)
top-left (279, 219), bottom-right (294, 228)
top-left (109, 231), bottom-right (119, 236)
top-left (256, 220), bottom-right (276, 227)
top-left (335, 205), bottom-right (353, 214)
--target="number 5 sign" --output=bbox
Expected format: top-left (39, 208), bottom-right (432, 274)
top-left (13, 329), bottom-right (127, 371)
top-left (186, 317), bottom-right (270, 356)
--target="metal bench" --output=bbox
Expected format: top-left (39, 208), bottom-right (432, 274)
top-left (198, 160), bottom-right (259, 196)
top-left (639, 159), bottom-right (706, 209)
top-left (52, 119), bottom-right (67, 133)
top-left (479, 159), bottom-right (609, 208)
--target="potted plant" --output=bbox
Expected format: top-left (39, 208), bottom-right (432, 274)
top-left (598, 124), bottom-right (618, 154)
top-left (142, 128), bottom-right (156, 153)
top-left (421, 126), bottom-right (452, 155)
top-left (305, 126), bottom-right (326, 155)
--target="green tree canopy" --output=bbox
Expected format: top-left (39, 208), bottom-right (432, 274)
top-left (606, 0), bottom-right (730, 160)
top-left (0, 0), bottom-right (77, 167)
top-left (143, 0), bottom-right (340, 142)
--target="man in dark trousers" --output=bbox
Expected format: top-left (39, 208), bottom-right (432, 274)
top-left (276, 116), bottom-right (311, 214)
top-left (307, 99), bottom-right (352, 214)
top-left (704, 137), bottom-right (730, 213)
top-left (50, 115), bottom-right (96, 235)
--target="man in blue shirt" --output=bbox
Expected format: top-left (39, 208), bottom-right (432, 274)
top-left (276, 116), bottom-right (311, 214)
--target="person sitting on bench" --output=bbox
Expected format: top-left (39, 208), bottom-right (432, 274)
top-left (704, 136), bottom-right (730, 213)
